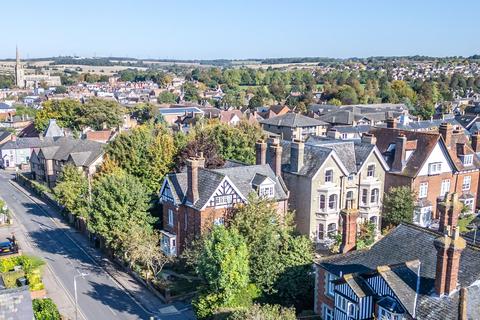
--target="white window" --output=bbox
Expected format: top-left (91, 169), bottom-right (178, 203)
top-left (371, 188), bottom-right (379, 204)
top-left (378, 306), bottom-right (403, 320)
top-left (463, 154), bottom-right (474, 166)
top-left (463, 199), bottom-right (474, 212)
top-left (322, 304), bottom-right (333, 320)
top-left (463, 176), bottom-right (471, 191)
top-left (318, 224), bottom-right (325, 240)
top-left (215, 195), bottom-right (232, 206)
top-left (259, 185), bottom-right (274, 198)
top-left (440, 179), bottom-right (450, 197)
top-left (361, 188), bottom-right (368, 205)
top-left (428, 162), bottom-right (442, 175)
top-left (214, 217), bottom-right (224, 225)
top-left (328, 194), bottom-right (337, 210)
top-left (168, 209), bottom-right (174, 226)
top-left (341, 133), bottom-right (348, 139)
top-left (319, 194), bottom-right (326, 211)
top-left (336, 295), bottom-right (356, 316)
top-left (367, 164), bottom-right (375, 177)
top-left (326, 272), bottom-right (337, 297)
top-left (419, 182), bottom-right (428, 198)
top-left (327, 223), bottom-right (337, 238)
top-left (325, 169), bottom-right (333, 183)
top-left (348, 174), bottom-right (354, 181)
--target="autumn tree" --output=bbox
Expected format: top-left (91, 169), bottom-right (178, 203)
top-left (382, 186), bottom-right (415, 227)
top-left (35, 99), bottom-right (81, 131)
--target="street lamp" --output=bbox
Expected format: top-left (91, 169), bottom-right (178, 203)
top-left (74, 272), bottom-right (89, 320)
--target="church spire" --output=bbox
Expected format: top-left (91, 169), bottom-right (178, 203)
top-left (16, 46), bottom-right (20, 65)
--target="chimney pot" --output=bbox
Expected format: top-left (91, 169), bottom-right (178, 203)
top-left (361, 133), bottom-right (377, 145)
top-left (340, 204), bottom-right (359, 253)
top-left (255, 140), bottom-right (267, 165)
top-left (386, 118), bottom-right (397, 128)
top-left (186, 158), bottom-right (200, 204)
top-left (439, 122), bottom-right (453, 147)
top-left (290, 139), bottom-right (305, 173)
top-left (392, 134), bottom-right (407, 172)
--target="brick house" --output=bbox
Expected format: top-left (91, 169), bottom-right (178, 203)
top-left (30, 137), bottom-right (104, 188)
top-left (263, 135), bottom-right (388, 249)
top-left (314, 193), bottom-right (480, 320)
top-left (158, 156), bottom-right (289, 256)
top-left (370, 122), bottom-right (480, 227)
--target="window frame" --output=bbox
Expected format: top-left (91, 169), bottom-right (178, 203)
top-left (367, 164), bottom-right (375, 177)
top-left (361, 188), bottom-right (368, 205)
top-left (319, 194), bottom-right (326, 211)
top-left (419, 182), bottom-right (428, 198)
top-left (463, 154), bottom-right (474, 166)
top-left (370, 188), bottom-right (379, 204)
top-left (440, 179), bottom-right (450, 197)
top-left (328, 194), bottom-right (337, 210)
top-left (463, 176), bottom-right (471, 191)
top-left (325, 169), bottom-right (334, 183)
top-left (428, 162), bottom-right (442, 175)
top-left (168, 209), bottom-right (174, 226)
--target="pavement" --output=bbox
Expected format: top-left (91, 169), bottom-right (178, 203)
top-left (0, 171), bottom-right (195, 320)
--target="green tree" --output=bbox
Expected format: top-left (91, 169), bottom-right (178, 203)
top-left (35, 99), bottom-right (81, 131)
top-left (54, 85), bottom-right (68, 94)
top-left (53, 164), bottom-right (90, 218)
top-left (183, 82), bottom-right (200, 102)
top-left (194, 226), bottom-right (251, 318)
top-left (105, 124), bottom-right (176, 195)
top-left (32, 298), bottom-right (61, 320)
top-left (157, 91), bottom-right (178, 104)
top-left (336, 85), bottom-right (358, 105)
top-left (77, 98), bottom-right (125, 130)
top-left (382, 186), bottom-right (415, 227)
top-left (89, 170), bottom-right (155, 252)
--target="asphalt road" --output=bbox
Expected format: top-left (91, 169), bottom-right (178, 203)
top-left (0, 171), bottom-right (193, 320)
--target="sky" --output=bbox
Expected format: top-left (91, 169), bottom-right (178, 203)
top-left (1, 0), bottom-right (479, 60)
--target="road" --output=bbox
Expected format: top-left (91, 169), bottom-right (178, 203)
top-left (0, 171), bottom-right (194, 320)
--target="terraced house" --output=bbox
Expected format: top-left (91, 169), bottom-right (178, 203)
top-left (158, 156), bottom-right (289, 256)
top-left (263, 135), bottom-right (388, 249)
top-left (370, 122), bottom-right (480, 227)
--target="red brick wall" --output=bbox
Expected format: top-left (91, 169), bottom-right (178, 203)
top-left (412, 172), bottom-right (453, 218)
top-left (453, 172), bottom-right (479, 209)
top-left (315, 267), bottom-right (334, 315)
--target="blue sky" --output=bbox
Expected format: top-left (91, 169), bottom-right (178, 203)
top-left (2, 0), bottom-right (479, 59)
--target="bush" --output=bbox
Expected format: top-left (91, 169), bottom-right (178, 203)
top-left (228, 304), bottom-right (296, 320)
top-left (1, 270), bottom-right (25, 288)
top-left (27, 270), bottom-right (45, 291)
top-left (33, 298), bottom-right (61, 320)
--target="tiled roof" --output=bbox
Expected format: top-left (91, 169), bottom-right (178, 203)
top-left (317, 223), bottom-right (480, 319)
top-left (369, 127), bottom-right (441, 177)
top-left (444, 132), bottom-right (480, 172)
top-left (260, 113), bottom-right (328, 127)
top-left (35, 137), bottom-right (104, 167)
top-left (0, 137), bottom-right (56, 150)
top-left (85, 130), bottom-right (114, 143)
top-left (165, 163), bottom-right (288, 210)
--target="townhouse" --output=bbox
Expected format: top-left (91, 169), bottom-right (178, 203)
top-left (263, 135), bottom-right (388, 249)
top-left (158, 155), bottom-right (289, 256)
top-left (314, 193), bottom-right (480, 320)
top-left (370, 122), bottom-right (480, 227)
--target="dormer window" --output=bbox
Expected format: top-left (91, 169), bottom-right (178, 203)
top-left (463, 154), bottom-right (473, 166)
top-left (428, 162), bottom-right (442, 175)
top-left (259, 185), bottom-right (274, 198)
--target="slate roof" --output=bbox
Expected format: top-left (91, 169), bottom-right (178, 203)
top-left (0, 131), bottom-right (11, 143)
top-left (378, 117), bottom-right (467, 134)
top-left (369, 127), bottom-right (441, 177)
top-left (331, 125), bottom-right (371, 134)
top-left (260, 113), bottom-right (328, 128)
top-left (0, 137), bottom-right (56, 150)
top-left (280, 137), bottom-right (377, 176)
top-left (34, 137), bottom-right (104, 167)
top-left (158, 107), bottom-right (204, 115)
top-left (0, 286), bottom-right (34, 320)
top-left (44, 119), bottom-right (65, 138)
top-left (164, 163), bottom-right (288, 210)
top-left (317, 223), bottom-right (480, 320)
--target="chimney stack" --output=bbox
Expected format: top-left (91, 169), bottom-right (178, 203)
top-left (255, 140), bottom-right (267, 165)
top-left (392, 134), bottom-right (407, 172)
top-left (438, 193), bottom-right (462, 234)
top-left (187, 155), bottom-right (204, 204)
top-left (386, 118), bottom-right (397, 129)
top-left (340, 199), bottom-right (359, 253)
top-left (434, 227), bottom-right (466, 296)
top-left (11, 135), bottom-right (17, 142)
top-left (471, 131), bottom-right (480, 153)
top-left (267, 137), bottom-right (283, 177)
top-left (439, 122), bottom-right (453, 147)
top-left (290, 139), bottom-right (304, 173)
top-left (361, 133), bottom-right (377, 145)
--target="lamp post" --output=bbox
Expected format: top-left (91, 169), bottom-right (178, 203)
top-left (74, 272), bottom-right (89, 320)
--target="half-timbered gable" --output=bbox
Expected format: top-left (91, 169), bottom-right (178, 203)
top-left (333, 275), bottom-right (374, 320)
top-left (159, 179), bottom-right (175, 205)
top-left (203, 177), bottom-right (245, 209)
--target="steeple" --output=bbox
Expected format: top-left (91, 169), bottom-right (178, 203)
top-left (16, 45), bottom-right (20, 65)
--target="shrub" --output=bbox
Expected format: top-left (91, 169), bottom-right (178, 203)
top-left (27, 271), bottom-right (45, 291)
top-left (0, 256), bottom-right (19, 273)
top-left (228, 304), bottom-right (296, 320)
top-left (33, 298), bottom-right (61, 320)
top-left (1, 270), bottom-right (25, 288)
